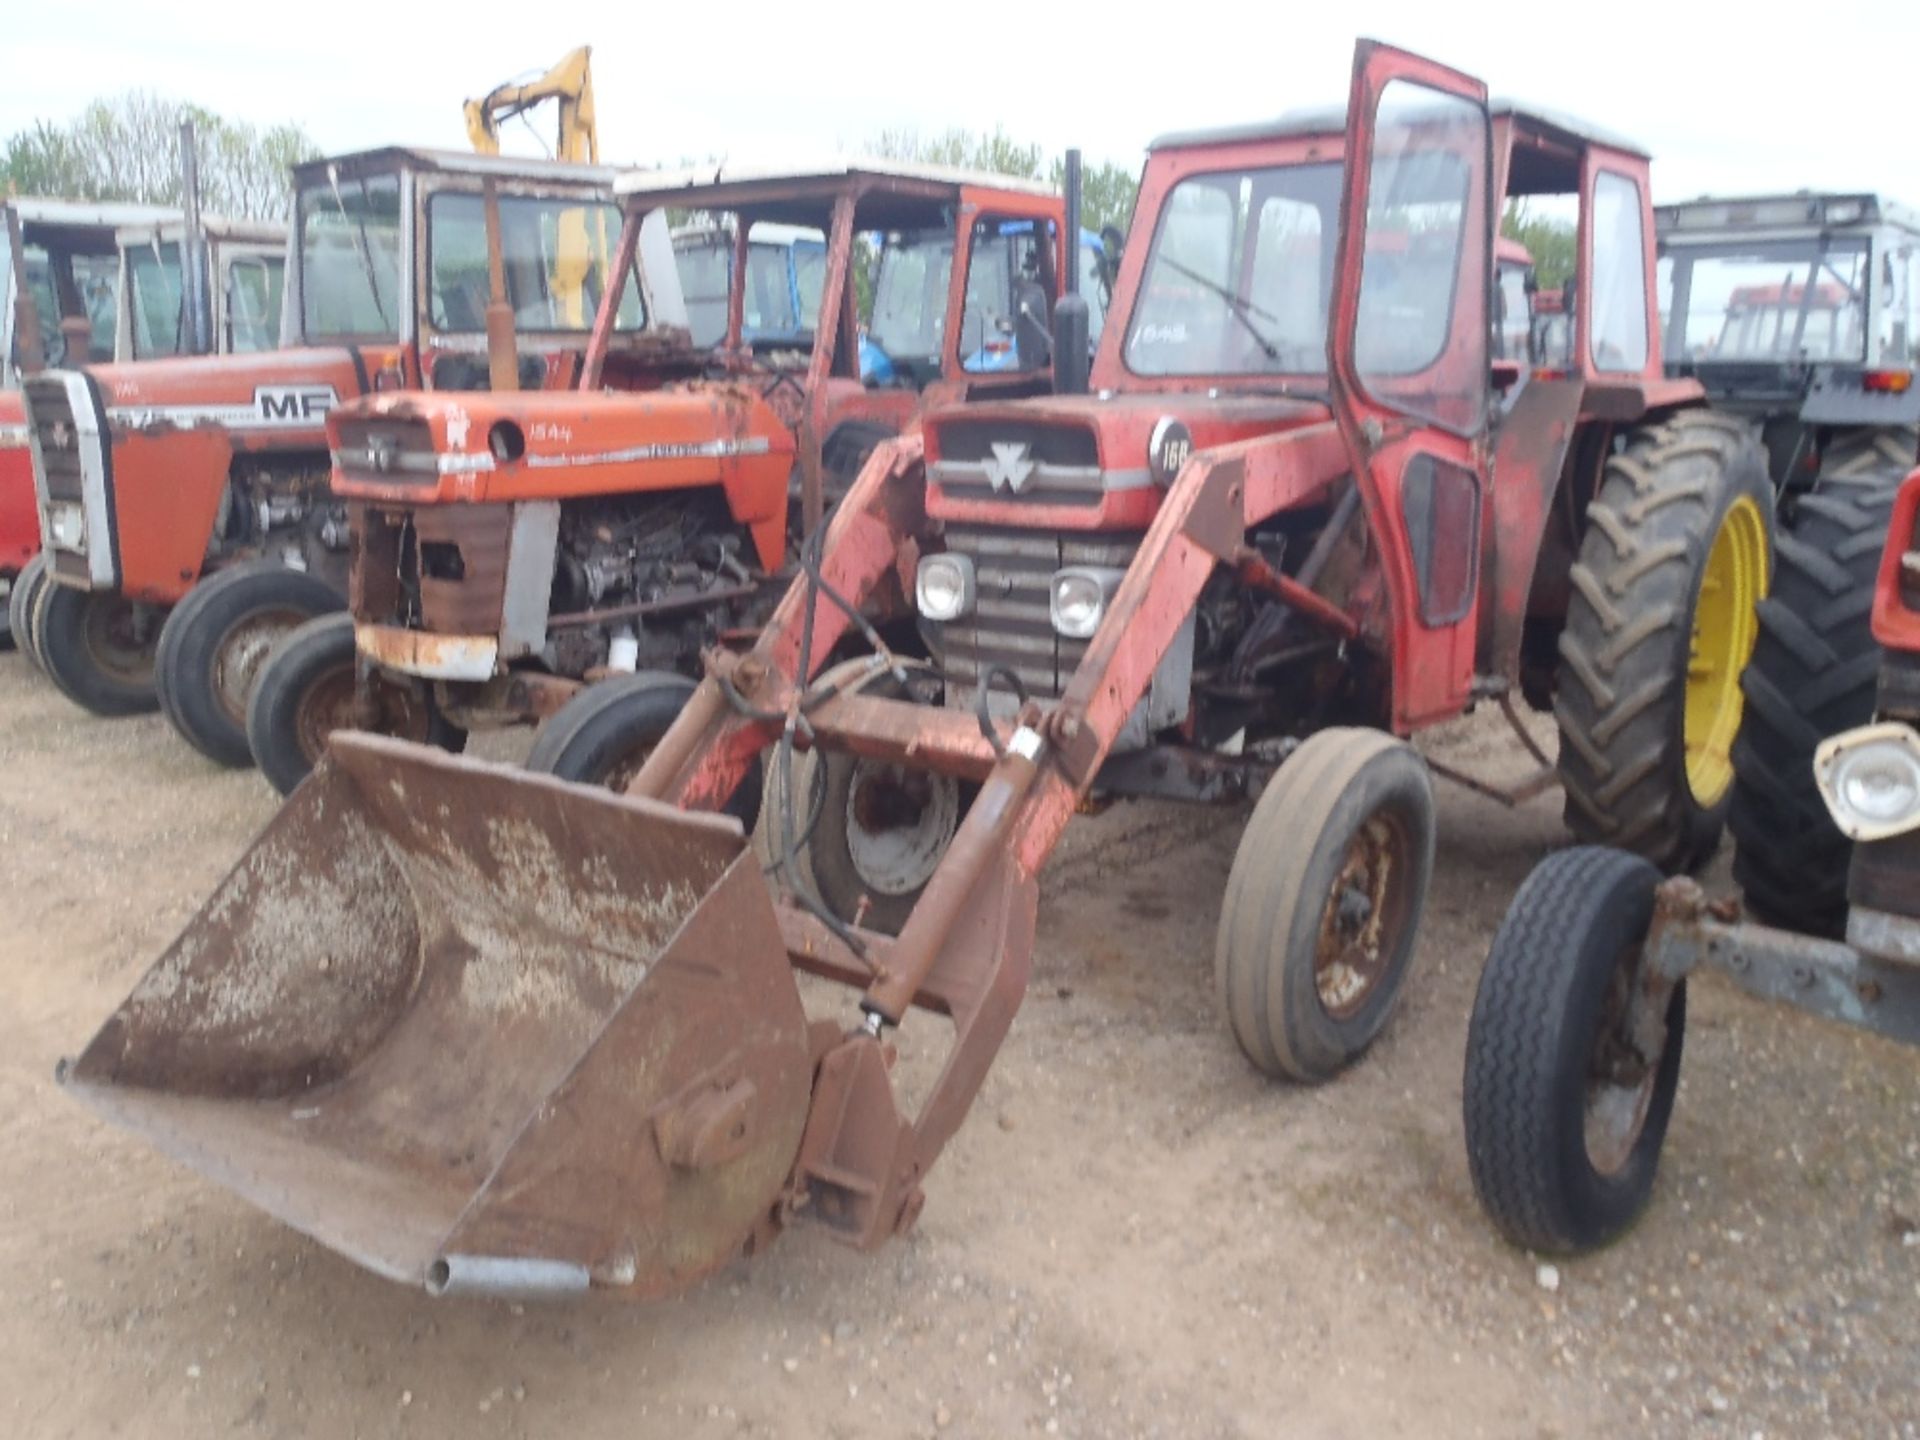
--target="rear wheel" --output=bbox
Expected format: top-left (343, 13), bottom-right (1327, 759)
top-left (155, 562), bottom-right (344, 766)
top-left (34, 582), bottom-right (164, 715)
top-left (247, 613), bottom-right (464, 797)
top-left (9, 554), bottom-right (50, 668)
top-left (1555, 410), bottom-right (1772, 871)
top-left (1215, 727), bottom-right (1435, 1083)
top-left (1463, 846), bottom-right (1685, 1253)
top-left (527, 670), bottom-right (762, 825)
top-left (1729, 428), bottom-right (1913, 936)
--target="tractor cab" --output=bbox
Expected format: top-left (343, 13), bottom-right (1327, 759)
top-left (1656, 192), bottom-right (1920, 481)
top-left (287, 146), bottom-right (682, 394)
top-left (1, 198), bottom-right (180, 383)
top-left (112, 215), bottom-right (286, 360)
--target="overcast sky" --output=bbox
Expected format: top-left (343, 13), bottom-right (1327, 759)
top-left (3, 0), bottom-right (1913, 206)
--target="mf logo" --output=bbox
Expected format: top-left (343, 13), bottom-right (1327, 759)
top-left (256, 385), bottom-right (338, 423)
top-left (982, 440), bottom-right (1037, 494)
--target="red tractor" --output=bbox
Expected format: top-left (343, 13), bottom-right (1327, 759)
top-left (1464, 458), bottom-right (1920, 1253)
top-left (20, 148), bottom-right (663, 765)
top-left (3, 199), bottom-right (285, 650)
top-left (63, 42), bottom-right (1773, 1300)
top-left (241, 161), bottom-right (1080, 796)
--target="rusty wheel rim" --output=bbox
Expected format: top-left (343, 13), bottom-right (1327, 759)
top-left (844, 761), bottom-right (960, 898)
top-left (212, 608), bottom-right (312, 727)
top-left (1312, 812), bottom-right (1414, 1020)
top-left (1583, 945), bottom-right (1662, 1177)
top-left (293, 665), bottom-right (434, 764)
top-left (82, 596), bottom-right (159, 686)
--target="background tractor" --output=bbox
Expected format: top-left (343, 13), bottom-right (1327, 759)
top-left (59, 41), bottom-right (1769, 1302)
top-left (1463, 457), bottom-right (1920, 1255)
top-left (2, 199), bottom-right (285, 651)
top-left (1657, 192), bottom-right (1920, 937)
top-left (245, 160), bottom-right (1079, 797)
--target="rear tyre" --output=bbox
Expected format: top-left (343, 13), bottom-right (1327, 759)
top-left (1214, 727), bottom-right (1435, 1083)
top-left (1463, 846), bottom-right (1685, 1254)
top-left (34, 582), bottom-right (164, 715)
top-left (527, 670), bottom-right (762, 826)
top-left (9, 554), bottom-right (49, 668)
top-left (1729, 428), bottom-right (1914, 936)
top-left (155, 562), bottom-right (345, 766)
top-left (1555, 410), bottom-right (1772, 872)
top-left (247, 613), bottom-right (465, 797)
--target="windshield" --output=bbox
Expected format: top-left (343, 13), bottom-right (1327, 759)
top-left (1125, 162), bottom-right (1342, 376)
top-left (225, 254), bottom-right (284, 352)
top-left (300, 173), bottom-right (402, 340)
top-left (1659, 237), bottom-right (1869, 363)
top-left (428, 193), bottom-right (642, 334)
top-left (129, 241), bottom-right (187, 358)
top-left (672, 229), bottom-right (825, 349)
top-left (870, 229), bottom-right (954, 362)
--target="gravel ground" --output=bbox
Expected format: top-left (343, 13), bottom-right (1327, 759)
top-left (1, 649), bottom-right (1916, 1439)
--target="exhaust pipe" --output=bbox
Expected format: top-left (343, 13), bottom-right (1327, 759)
top-left (1052, 148), bottom-right (1090, 396)
top-left (427, 1254), bottom-right (591, 1300)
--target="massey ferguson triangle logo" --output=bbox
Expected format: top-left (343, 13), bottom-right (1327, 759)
top-left (982, 441), bottom-right (1037, 493)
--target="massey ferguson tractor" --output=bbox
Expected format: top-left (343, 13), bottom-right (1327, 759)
top-left (62, 42), bottom-right (1773, 1302)
top-left (1463, 460), bottom-right (1920, 1254)
top-left (243, 160), bottom-right (1076, 796)
top-left (2, 200), bottom-right (284, 651)
top-left (20, 146), bottom-right (671, 763)
top-left (1656, 193), bottom-right (1920, 939)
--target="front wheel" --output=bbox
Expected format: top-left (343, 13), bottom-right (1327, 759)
top-left (155, 561), bottom-right (345, 766)
top-left (247, 613), bottom-right (465, 797)
top-left (526, 670), bottom-right (762, 825)
top-left (1462, 846), bottom-right (1686, 1254)
top-left (33, 582), bottom-right (164, 715)
top-left (1214, 727), bottom-right (1435, 1083)
top-left (9, 554), bottom-right (52, 668)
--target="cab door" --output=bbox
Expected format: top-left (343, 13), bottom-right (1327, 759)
top-left (1327, 40), bottom-right (1494, 731)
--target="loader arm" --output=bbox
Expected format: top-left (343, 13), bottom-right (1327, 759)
top-left (463, 46), bottom-right (598, 166)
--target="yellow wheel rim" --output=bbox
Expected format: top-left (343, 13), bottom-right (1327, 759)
top-left (1683, 493), bottom-right (1769, 805)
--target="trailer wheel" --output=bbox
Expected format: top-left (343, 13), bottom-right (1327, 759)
top-left (33, 582), bottom-right (163, 715)
top-left (1214, 727), bottom-right (1434, 1082)
top-left (247, 613), bottom-right (465, 797)
top-left (1729, 428), bottom-right (1914, 936)
top-left (6, 554), bottom-right (49, 664)
top-left (1463, 846), bottom-right (1685, 1254)
top-left (527, 671), bottom-right (762, 825)
top-left (154, 562), bottom-right (344, 766)
top-left (1555, 410), bottom-right (1772, 871)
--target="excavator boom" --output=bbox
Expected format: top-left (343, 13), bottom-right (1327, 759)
top-left (463, 45), bottom-right (598, 166)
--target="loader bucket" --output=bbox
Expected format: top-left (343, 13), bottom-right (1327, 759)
top-left (60, 733), bottom-right (814, 1299)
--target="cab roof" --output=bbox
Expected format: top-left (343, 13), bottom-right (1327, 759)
top-left (290, 147), bottom-right (617, 188)
top-left (1656, 192), bottom-right (1920, 236)
top-left (1148, 98), bottom-right (1647, 160)
top-left (615, 158), bottom-right (1056, 230)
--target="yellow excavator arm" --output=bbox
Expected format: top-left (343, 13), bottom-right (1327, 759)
top-left (463, 45), bottom-right (598, 166)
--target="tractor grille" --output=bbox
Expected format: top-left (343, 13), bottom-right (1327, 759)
top-left (927, 418), bottom-right (1134, 506)
top-left (929, 523), bottom-right (1140, 699)
top-left (24, 373), bottom-right (91, 505)
top-left (332, 417), bottom-right (444, 489)
top-left (23, 372), bottom-right (109, 585)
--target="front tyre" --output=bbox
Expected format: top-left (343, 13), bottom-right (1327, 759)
top-left (1463, 847), bottom-right (1685, 1254)
top-left (1214, 727), bottom-right (1435, 1083)
top-left (33, 582), bottom-right (164, 716)
top-left (1555, 410), bottom-right (1773, 871)
top-left (10, 555), bottom-right (51, 669)
top-left (155, 561), bottom-right (344, 766)
top-left (246, 613), bottom-right (465, 797)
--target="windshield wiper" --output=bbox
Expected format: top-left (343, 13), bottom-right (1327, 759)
top-left (1158, 254), bottom-right (1285, 363)
top-left (326, 170), bottom-right (393, 331)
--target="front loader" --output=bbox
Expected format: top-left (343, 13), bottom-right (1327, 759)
top-left (244, 162), bottom-right (1078, 796)
top-left (65, 41), bottom-right (1771, 1300)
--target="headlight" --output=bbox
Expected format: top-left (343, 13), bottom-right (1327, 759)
top-left (915, 553), bottom-right (976, 622)
top-left (1814, 722), bottom-right (1920, 840)
top-left (46, 501), bottom-right (86, 552)
top-left (1049, 566), bottom-right (1125, 639)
